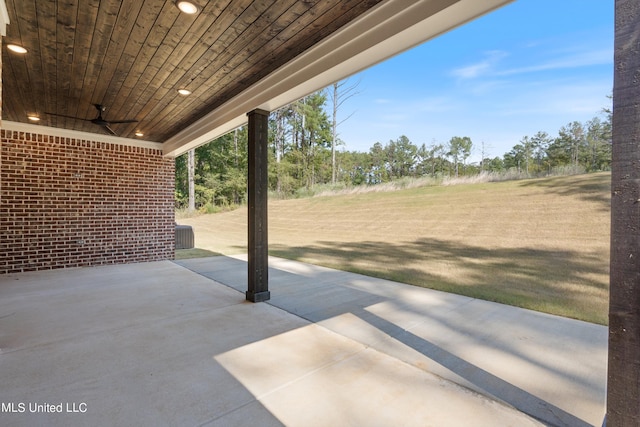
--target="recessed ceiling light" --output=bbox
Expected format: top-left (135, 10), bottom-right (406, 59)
top-left (176, 1), bottom-right (199, 14)
top-left (135, 131), bottom-right (144, 137)
top-left (27, 115), bottom-right (40, 121)
top-left (7, 44), bottom-right (27, 54)
top-left (177, 88), bottom-right (192, 96)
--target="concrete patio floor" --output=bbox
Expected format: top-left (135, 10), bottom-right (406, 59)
top-left (0, 256), bottom-right (606, 426)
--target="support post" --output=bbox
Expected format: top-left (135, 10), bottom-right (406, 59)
top-left (607, 0), bottom-right (640, 424)
top-left (246, 109), bottom-right (270, 302)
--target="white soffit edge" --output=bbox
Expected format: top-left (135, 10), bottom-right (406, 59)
top-left (2, 121), bottom-right (163, 150)
top-left (163, 0), bottom-right (514, 158)
top-left (0, 0), bottom-right (9, 37)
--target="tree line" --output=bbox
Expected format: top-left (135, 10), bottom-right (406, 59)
top-left (175, 85), bottom-right (611, 211)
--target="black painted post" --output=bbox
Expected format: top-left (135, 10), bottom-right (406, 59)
top-left (246, 109), bottom-right (270, 302)
top-left (607, 0), bottom-right (640, 424)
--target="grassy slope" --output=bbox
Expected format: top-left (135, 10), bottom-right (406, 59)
top-left (179, 172), bottom-right (611, 324)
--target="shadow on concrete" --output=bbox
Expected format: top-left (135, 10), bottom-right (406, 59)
top-left (269, 237), bottom-right (609, 324)
top-left (350, 308), bottom-right (592, 427)
top-left (0, 261), bottom-right (288, 427)
top-left (178, 255), bottom-right (605, 427)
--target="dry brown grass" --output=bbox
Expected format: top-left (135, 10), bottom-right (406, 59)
top-left (178, 172), bottom-right (611, 324)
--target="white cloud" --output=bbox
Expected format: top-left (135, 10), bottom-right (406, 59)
top-left (451, 50), bottom-right (509, 79)
top-left (497, 48), bottom-right (612, 76)
top-left (450, 43), bottom-right (612, 85)
top-left (340, 32), bottom-right (613, 155)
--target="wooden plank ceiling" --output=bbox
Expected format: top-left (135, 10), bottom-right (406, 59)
top-left (2, 0), bottom-right (382, 142)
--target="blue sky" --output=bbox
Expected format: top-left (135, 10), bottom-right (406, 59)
top-left (333, 0), bottom-right (614, 162)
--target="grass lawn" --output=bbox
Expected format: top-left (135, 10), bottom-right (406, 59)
top-left (177, 172), bottom-right (611, 325)
top-left (175, 248), bottom-right (223, 260)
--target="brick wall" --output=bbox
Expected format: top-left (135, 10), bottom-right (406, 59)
top-left (0, 130), bottom-right (175, 273)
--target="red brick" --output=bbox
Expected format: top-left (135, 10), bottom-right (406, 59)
top-left (1, 130), bottom-right (176, 273)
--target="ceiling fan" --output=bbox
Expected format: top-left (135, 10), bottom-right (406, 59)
top-left (46, 104), bottom-right (138, 136)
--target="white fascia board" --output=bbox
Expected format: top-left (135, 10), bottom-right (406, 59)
top-left (162, 0), bottom-right (514, 158)
top-left (0, 0), bottom-right (9, 37)
top-left (2, 121), bottom-right (163, 150)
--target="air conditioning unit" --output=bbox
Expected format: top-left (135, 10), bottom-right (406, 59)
top-left (175, 225), bottom-right (194, 249)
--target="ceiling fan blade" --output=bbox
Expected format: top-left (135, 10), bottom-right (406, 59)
top-left (45, 105), bottom-right (134, 136)
top-left (44, 112), bottom-right (91, 121)
top-left (103, 124), bottom-right (118, 136)
top-left (107, 119), bottom-right (138, 124)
